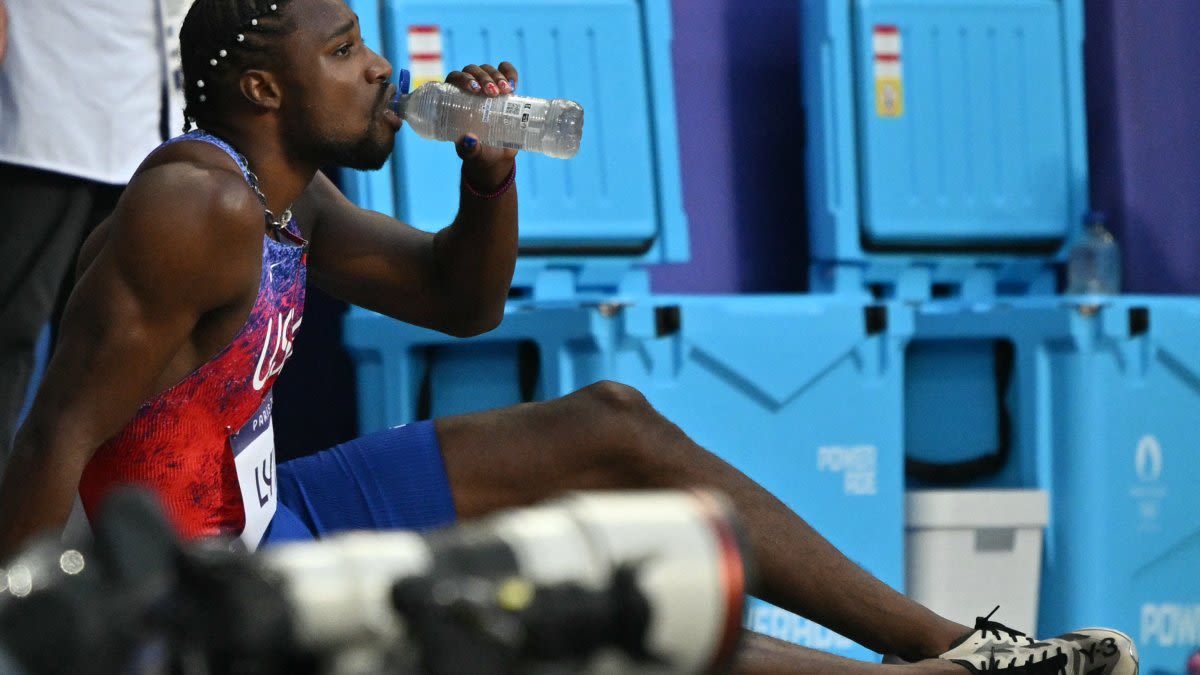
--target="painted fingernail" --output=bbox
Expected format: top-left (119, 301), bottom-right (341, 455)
top-left (463, 136), bottom-right (478, 149)
top-left (485, 82), bottom-right (499, 95)
top-left (498, 79), bottom-right (511, 92)
top-left (508, 79), bottom-right (516, 90)
top-left (468, 80), bottom-right (481, 91)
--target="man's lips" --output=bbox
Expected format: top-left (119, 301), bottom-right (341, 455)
top-left (381, 83), bottom-right (402, 130)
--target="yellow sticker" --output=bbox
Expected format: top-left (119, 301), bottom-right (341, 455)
top-left (875, 77), bottom-right (904, 118)
top-left (412, 75), bottom-right (442, 89)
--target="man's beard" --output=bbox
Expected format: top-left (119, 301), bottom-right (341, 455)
top-left (289, 109), bottom-right (395, 171)
top-left (316, 120), bottom-right (395, 171)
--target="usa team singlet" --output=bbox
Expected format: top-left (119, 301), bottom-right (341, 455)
top-left (79, 130), bottom-right (307, 549)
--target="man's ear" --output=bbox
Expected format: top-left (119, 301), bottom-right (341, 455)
top-left (240, 69), bottom-right (282, 111)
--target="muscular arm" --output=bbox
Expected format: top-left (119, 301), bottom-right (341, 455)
top-left (0, 162), bottom-right (261, 556)
top-left (303, 149), bottom-right (518, 337)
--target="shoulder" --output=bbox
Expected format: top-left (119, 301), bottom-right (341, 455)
top-left (128, 140), bottom-right (261, 229)
top-left (100, 141), bottom-right (266, 301)
top-left (116, 140), bottom-right (265, 258)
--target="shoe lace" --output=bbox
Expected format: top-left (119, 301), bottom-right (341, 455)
top-left (981, 645), bottom-right (1068, 674)
top-left (973, 606), bottom-right (1037, 647)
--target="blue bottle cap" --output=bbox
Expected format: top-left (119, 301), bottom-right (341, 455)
top-left (398, 68), bottom-right (411, 95)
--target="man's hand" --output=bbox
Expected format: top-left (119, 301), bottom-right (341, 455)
top-left (305, 62), bottom-right (521, 337)
top-left (445, 62), bottom-right (520, 191)
top-left (0, 0), bottom-right (9, 66)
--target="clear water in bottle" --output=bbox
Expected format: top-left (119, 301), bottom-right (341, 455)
top-left (392, 82), bottom-right (584, 159)
top-left (1066, 211), bottom-right (1121, 295)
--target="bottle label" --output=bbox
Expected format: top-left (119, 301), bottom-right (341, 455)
top-left (480, 96), bottom-right (543, 151)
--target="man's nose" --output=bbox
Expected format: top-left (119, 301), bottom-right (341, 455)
top-left (368, 49), bottom-right (393, 84)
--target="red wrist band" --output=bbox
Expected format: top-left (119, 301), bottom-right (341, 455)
top-left (463, 164), bottom-right (517, 200)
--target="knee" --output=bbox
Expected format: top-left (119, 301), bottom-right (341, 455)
top-left (577, 380), bottom-right (654, 423)
top-left (575, 381), bottom-right (663, 462)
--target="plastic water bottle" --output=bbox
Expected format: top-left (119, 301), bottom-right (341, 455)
top-left (391, 77), bottom-right (584, 159)
top-left (1066, 210), bottom-right (1121, 294)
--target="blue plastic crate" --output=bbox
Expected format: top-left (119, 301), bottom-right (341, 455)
top-left (346, 294), bottom-right (914, 661)
top-left (800, 0), bottom-right (1090, 300)
top-left (903, 296), bottom-right (1200, 671)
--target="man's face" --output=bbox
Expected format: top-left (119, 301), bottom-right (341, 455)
top-left (276, 0), bottom-right (398, 170)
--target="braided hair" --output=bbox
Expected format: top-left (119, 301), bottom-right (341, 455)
top-left (179, 0), bottom-right (299, 134)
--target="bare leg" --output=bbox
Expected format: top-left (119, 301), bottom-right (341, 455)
top-left (734, 634), bottom-right (966, 674)
top-left (436, 381), bottom-right (969, 662)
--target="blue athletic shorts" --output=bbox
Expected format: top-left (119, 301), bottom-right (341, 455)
top-left (261, 420), bottom-right (457, 546)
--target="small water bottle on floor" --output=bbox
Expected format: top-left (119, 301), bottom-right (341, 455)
top-left (390, 70), bottom-right (584, 159)
top-left (1066, 210), bottom-right (1121, 295)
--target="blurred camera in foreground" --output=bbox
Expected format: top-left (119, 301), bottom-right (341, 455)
top-left (0, 488), bottom-right (752, 674)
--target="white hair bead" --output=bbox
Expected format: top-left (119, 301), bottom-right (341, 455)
top-left (199, 94), bottom-right (207, 102)
top-left (270, 3), bottom-right (278, 10)
top-left (237, 34), bottom-right (245, 42)
top-left (197, 80), bottom-right (205, 88)
top-left (251, 18), bottom-right (258, 26)
top-left (210, 58), bottom-right (218, 66)
top-left (219, 49), bottom-right (227, 57)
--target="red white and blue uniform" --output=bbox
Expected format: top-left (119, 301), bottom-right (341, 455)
top-left (79, 130), bottom-right (456, 550)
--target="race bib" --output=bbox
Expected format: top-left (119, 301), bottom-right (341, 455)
top-left (229, 393), bottom-right (278, 552)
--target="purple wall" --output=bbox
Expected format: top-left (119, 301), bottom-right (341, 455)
top-left (1085, 0), bottom-right (1200, 294)
top-left (651, 0), bottom-right (807, 294)
top-left (655, 0), bottom-right (1200, 295)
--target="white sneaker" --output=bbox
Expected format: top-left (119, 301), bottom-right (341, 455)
top-left (939, 608), bottom-right (1138, 674)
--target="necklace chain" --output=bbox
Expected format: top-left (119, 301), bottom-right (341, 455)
top-left (193, 129), bottom-right (293, 232)
top-left (240, 159), bottom-right (293, 232)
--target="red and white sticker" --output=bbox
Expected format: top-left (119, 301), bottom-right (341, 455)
top-left (408, 25), bottom-right (445, 89)
top-left (872, 25), bottom-right (904, 117)
top-left (872, 25), bottom-right (902, 59)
